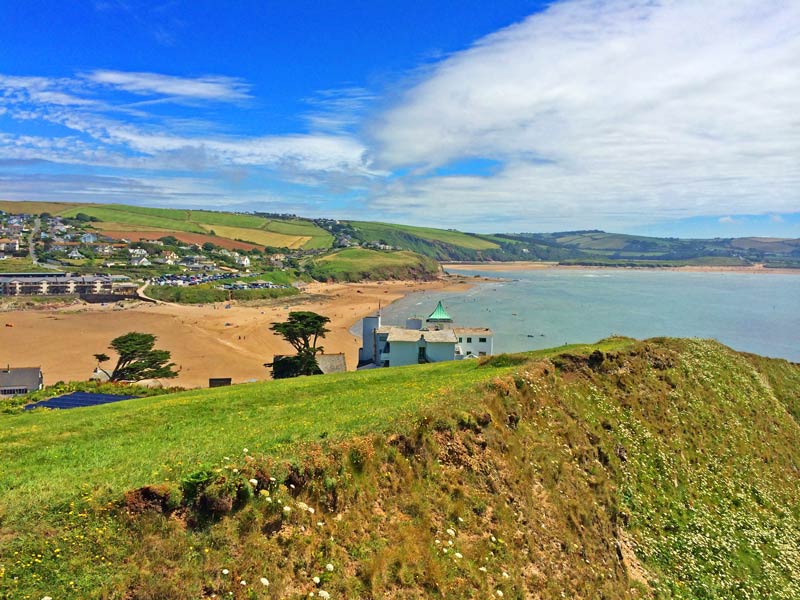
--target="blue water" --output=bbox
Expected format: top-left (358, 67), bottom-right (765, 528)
top-left (376, 269), bottom-right (800, 362)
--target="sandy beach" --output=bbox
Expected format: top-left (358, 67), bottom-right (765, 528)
top-left (0, 277), bottom-right (477, 389)
top-left (444, 261), bottom-right (800, 275)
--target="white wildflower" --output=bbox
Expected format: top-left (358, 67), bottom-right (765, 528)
top-left (269, 476), bottom-right (276, 482)
top-left (454, 552), bottom-right (463, 559)
top-left (448, 540), bottom-right (453, 546)
top-left (260, 577), bottom-right (270, 586)
top-left (308, 507), bottom-right (315, 514)
top-left (42, 597), bottom-right (53, 600)
top-left (496, 590), bottom-right (504, 597)
top-left (297, 501), bottom-right (309, 512)
top-left (446, 528), bottom-right (456, 537)
top-left (313, 576), bottom-right (320, 584)
top-left (318, 591), bottom-right (330, 600)
top-left (325, 563), bottom-right (334, 572)
top-left (283, 505), bottom-right (291, 514)
top-left (502, 572), bottom-right (509, 579)
top-left (249, 478), bottom-right (258, 486)
top-left (232, 468), bottom-right (239, 473)
top-left (240, 580), bottom-right (247, 586)
top-left (243, 448), bottom-right (248, 453)
top-left (479, 567), bottom-right (488, 573)
top-left (221, 568), bottom-right (229, 575)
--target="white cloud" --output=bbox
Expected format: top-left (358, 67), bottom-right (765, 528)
top-left (0, 71), bottom-right (374, 180)
top-left (718, 216), bottom-right (736, 224)
top-left (370, 0), bottom-right (800, 230)
top-left (87, 70), bottom-right (252, 102)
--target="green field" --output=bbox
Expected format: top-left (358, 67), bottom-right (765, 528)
top-left (0, 258), bottom-right (53, 273)
top-left (147, 283), bottom-right (298, 304)
top-left (308, 248), bottom-right (440, 281)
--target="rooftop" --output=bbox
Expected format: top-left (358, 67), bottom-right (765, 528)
top-left (454, 327), bottom-right (493, 335)
top-left (0, 367), bottom-right (42, 392)
top-left (426, 301), bottom-right (453, 322)
top-left (378, 326), bottom-right (458, 343)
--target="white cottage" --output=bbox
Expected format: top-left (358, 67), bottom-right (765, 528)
top-left (358, 301), bottom-right (493, 368)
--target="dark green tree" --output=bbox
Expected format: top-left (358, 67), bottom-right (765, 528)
top-left (106, 332), bottom-right (178, 382)
top-left (269, 311), bottom-right (331, 378)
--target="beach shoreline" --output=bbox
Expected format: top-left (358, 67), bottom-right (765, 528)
top-left (443, 261), bottom-right (800, 275)
top-left (0, 275), bottom-right (480, 389)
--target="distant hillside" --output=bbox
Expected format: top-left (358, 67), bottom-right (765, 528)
top-left (1, 200), bottom-right (798, 267)
top-left (2, 338), bottom-right (800, 598)
top-left (507, 230), bottom-right (800, 267)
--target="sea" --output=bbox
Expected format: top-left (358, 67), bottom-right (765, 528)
top-left (373, 268), bottom-right (800, 362)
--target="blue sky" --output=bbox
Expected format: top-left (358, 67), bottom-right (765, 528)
top-left (0, 0), bottom-right (798, 237)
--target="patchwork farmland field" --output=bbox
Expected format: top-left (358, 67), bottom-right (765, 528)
top-left (49, 204), bottom-right (334, 250)
top-left (196, 223), bottom-right (311, 249)
top-left (97, 230), bottom-right (262, 251)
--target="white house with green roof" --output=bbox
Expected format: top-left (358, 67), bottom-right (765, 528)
top-left (358, 301), bottom-right (493, 368)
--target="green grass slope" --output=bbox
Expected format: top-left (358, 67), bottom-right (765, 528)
top-left (348, 221), bottom-right (499, 251)
top-left (2, 338), bottom-right (799, 599)
top-left (307, 248), bottom-right (440, 281)
top-left (48, 203), bottom-right (334, 249)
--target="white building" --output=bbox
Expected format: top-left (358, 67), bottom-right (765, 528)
top-left (358, 301), bottom-right (494, 368)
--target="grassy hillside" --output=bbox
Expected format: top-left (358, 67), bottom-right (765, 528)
top-left (3, 200), bottom-right (798, 266)
top-left (2, 202), bottom-right (334, 250)
top-left (348, 221), bottom-right (499, 251)
top-left (307, 248), bottom-right (440, 281)
top-left (2, 338), bottom-right (799, 599)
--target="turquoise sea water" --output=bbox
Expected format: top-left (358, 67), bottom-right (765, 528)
top-left (376, 269), bottom-right (800, 362)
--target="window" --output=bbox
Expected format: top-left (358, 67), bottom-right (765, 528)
top-left (479, 337), bottom-right (487, 343)
top-left (418, 347), bottom-right (426, 360)
top-left (466, 337), bottom-right (472, 343)
top-left (458, 337), bottom-right (463, 342)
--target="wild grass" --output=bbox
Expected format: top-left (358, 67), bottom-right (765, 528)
top-left (2, 337), bottom-right (799, 600)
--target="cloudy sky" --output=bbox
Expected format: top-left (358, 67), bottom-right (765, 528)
top-left (1, 0), bottom-right (798, 236)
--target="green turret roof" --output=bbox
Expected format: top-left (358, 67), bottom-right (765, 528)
top-left (426, 300), bottom-right (453, 322)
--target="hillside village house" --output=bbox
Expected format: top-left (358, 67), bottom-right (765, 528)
top-left (0, 367), bottom-right (43, 397)
top-left (359, 301), bottom-right (494, 368)
top-left (0, 238), bottom-right (20, 252)
top-left (235, 254), bottom-right (251, 268)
